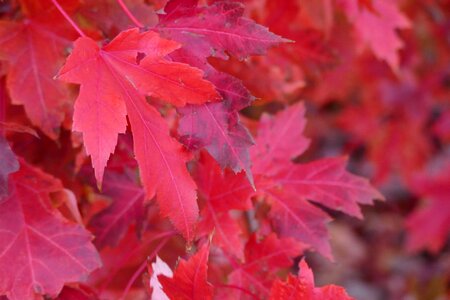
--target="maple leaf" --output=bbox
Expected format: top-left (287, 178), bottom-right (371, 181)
top-left (88, 171), bottom-right (146, 249)
top-left (58, 28), bottom-right (219, 240)
top-left (337, 0), bottom-right (411, 71)
top-left (251, 103), bottom-right (383, 258)
top-left (157, 0), bottom-right (287, 60)
top-left (269, 259), bottom-right (354, 300)
top-left (179, 69), bottom-right (255, 185)
top-left (0, 19), bottom-right (74, 139)
top-left (0, 136), bottom-right (18, 197)
top-left (251, 102), bottom-right (310, 176)
top-left (125, 91), bottom-right (199, 241)
top-left (263, 159), bottom-right (383, 259)
top-left (57, 28), bottom-right (218, 185)
top-left (159, 243), bottom-right (214, 300)
top-left (264, 189), bottom-right (333, 260)
top-left (195, 153), bottom-right (253, 259)
top-left (0, 160), bottom-right (101, 300)
top-left (273, 157), bottom-right (384, 218)
top-left (406, 159), bottom-right (450, 253)
top-left (228, 234), bottom-right (305, 298)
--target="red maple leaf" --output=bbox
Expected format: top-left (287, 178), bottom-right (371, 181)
top-left (269, 259), bottom-right (354, 300)
top-left (228, 234), bottom-right (305, 299)
top-left (0, 19), bottom-right (75, 138)
top-left (251, 102), bottom-right (310, 176)
top-left (178, 67), bottom-right (255, 185)
top-left (337, 0), bottom-right (410, 71)
top-left (0, 160), bottom-right (101, 300)
top-left (159, 243), bottom-right (214, 300)
top-left (58, 28), bottom-right (219, 240)
top-left (252, 103), bottom-right (383, 258)
top-left (195, 153), bottom-right (254, 259)
top-left (157, 0), bottom-right (286, 60)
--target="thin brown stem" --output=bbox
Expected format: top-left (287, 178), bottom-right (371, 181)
top-left (51, 0), bottom-right (86, 37)
top-left (116, 0), bottom-right (145, 28)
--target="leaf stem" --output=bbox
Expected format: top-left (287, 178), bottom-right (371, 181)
top-left (51, 0), bottom-right (86, 37)
top-left (116, 0), bottom-right (145, 28)
top-left (119, 236), bottom-right (170, 300)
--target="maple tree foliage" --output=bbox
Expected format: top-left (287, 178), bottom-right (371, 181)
top-left (0, 0), bottom-right (449, 299)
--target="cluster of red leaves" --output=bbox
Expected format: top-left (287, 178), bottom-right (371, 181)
top-left (0, 0), bottom-right (448, 299)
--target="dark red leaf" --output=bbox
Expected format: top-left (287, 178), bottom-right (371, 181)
top-left (0, 160), bottom-right (101, 300)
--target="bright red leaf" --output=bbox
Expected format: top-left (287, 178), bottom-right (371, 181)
top-left (228, 234), bottom-right (305, 299)
top-left (58, 28), bottom-right (219, 240)
top-left (269, 259), bottom-right (354, 300)
top-left (159, 243), bottom-right (214, 300)
top-left (195, 153), bottom-right (253, 259)
top-left (57, 28), bottom-right (218, 187)
top-left (125, 89), bottom-right (199, 241)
